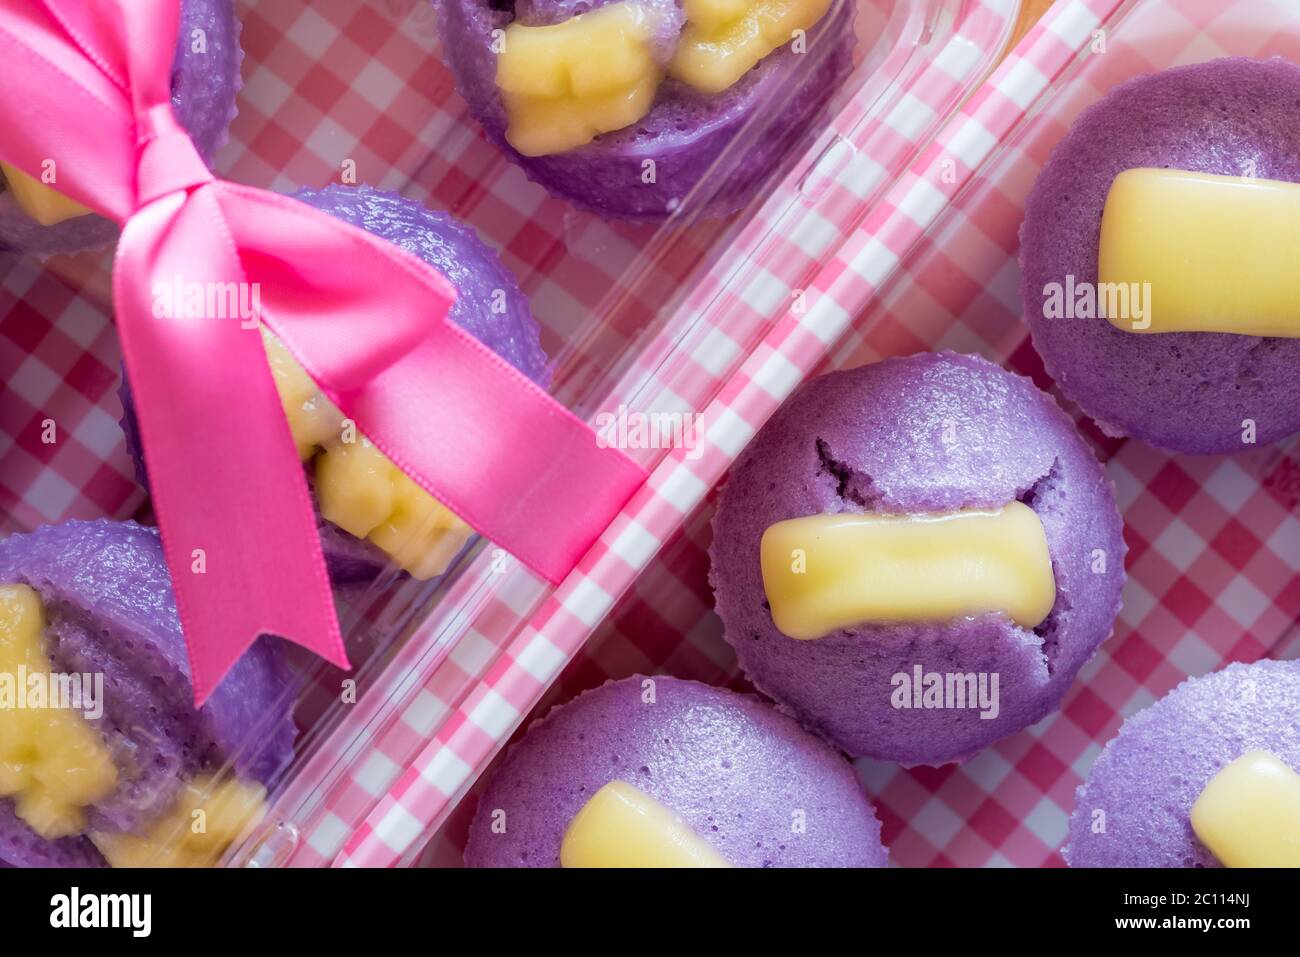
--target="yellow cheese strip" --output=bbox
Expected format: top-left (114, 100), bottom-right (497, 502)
top-left (1190, 750), bottom-right (1300, 868)
top-left (760, 503), bottom-right (1056, 640)
top-left (560, 780), bottom-right (731, 867)
top-left (261, 332), bottom-right (473, 580)
top-left (0, 162), bottom-right (92, 227)
top-left (498, 2), bottom-right (664, 156)
top-left (92, 775), bottom-right (267, 868)
top-left (1098, 168), bottom-right (1300, 338)
top-left (671, 0), bottom-right (833, 95)
top-left (0, 584), bottom-right (118, 839)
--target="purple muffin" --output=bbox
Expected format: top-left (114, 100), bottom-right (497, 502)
top-left (290, 186), bottom-right (549, 385)
top-left (464, 676), bottom-right (888, 867)
top-left (1065, 660), bottom-right (1300, 868)
top-left (1020, 58), bottom-right (1300, 454)
top-left (710, 352), bottom-right (1126, 766)
top-left (0, 520), bottom-right (297, 868)
top-left (120, 185), bottom-right (549, 582)
top-left (436, 0), bottom-right (855, 220)
top-left (0, 0), bottom-right (243, 256)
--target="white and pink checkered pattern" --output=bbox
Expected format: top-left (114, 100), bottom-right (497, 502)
top-left (0, 0), bottom-right (1020, 866)
top-left (408, 0), bottom-right (1300, 868)
top-left (329, 0), bottom-right (1032, 867)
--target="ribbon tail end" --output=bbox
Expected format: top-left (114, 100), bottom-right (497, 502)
top-left (186, 614), bottom-right (349, 709)
top-left (280, 614), bottom-right (352, 674)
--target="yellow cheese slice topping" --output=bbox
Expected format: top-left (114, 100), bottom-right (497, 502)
top-left (1098, 168), bottom-right (1300, 338)
top-left (498, 2), bottom-right (664, 156)
top-left (0, 585), bottom-right (270, 867)
top-left (759, 503), bottom-right (1056, 640)
top-left (560, 780), bottom-right (731, 867)
top-left (0, 584), bottom-right (118, 839)
top-left (1190, 750), bottom-right (1300, 868)
top-left (262, 332), bottom-right (473, 580)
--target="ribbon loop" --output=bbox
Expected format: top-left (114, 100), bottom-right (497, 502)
top-left (0, 0), bottom-right (651, 705)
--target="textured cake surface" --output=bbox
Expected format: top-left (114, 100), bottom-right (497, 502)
top-left (290, 185), bottom-right (549, 387)
top-left (1065, 660), bottom-right (1300, 868)
top-left (464, 676), bottom-right (888, 867)
top-left (1019, 57), bottom-right (1300, 453)
top-left (710, 352), bottom-right (1126, 766)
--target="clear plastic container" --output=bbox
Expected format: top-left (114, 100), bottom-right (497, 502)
top-left (0, 0), bottom-right (1017, 866)
top-left (413, 0), bottom-right (1300, 867)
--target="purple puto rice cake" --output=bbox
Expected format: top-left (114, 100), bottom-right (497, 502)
top-left (464, 676), bottom-right (888, 867)
top-left (710, 352), bottom-right (1126, 766)
top-left (1065, 660), bottom-right (1300, 868)
top-left (120, 185), bottom-right (549, 583)
top-left (0, 520), bottom-right (297, 868)
top-left (435, 0), bottom-right (855, 221)
top-left (289, 186), bottom-right (550, 388)
top-left (0, 0), bottom-right (243, 256)
top-left (1020, 57), bottom-right (1300, 455)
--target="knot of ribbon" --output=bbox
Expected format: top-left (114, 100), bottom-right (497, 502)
top-left (135, 104), bottom-right (213, 205)
top-left (0, 0), bottom-right (648, 703)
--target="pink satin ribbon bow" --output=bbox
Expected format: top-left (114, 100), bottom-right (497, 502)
top-left (0, 0), bottom-right (648, 703)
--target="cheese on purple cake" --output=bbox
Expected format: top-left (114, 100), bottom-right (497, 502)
top-left (465, 676), bottom-right (888, 867)
top-left (710, 352), bottom-right (1126, 766)
top-left (1066, 660), bottom-right (1300, 868)
top-left (435, 0), bottom-right (855, 220)
top-left (0, 520), bottom-right (296, 868)
top-left (1020, 58), bottom-right (1300, 454)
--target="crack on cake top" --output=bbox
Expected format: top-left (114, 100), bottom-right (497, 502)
top-left (811, 437), bottom-right (1070, 671)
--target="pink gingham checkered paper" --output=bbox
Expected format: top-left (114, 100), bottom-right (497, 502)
top-left (0, 0), bottom-right (1019, 866)
top-left (408, 0), bottom-right (1300, 868)
top-left (330, 0), bottom-right (1032, 867)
